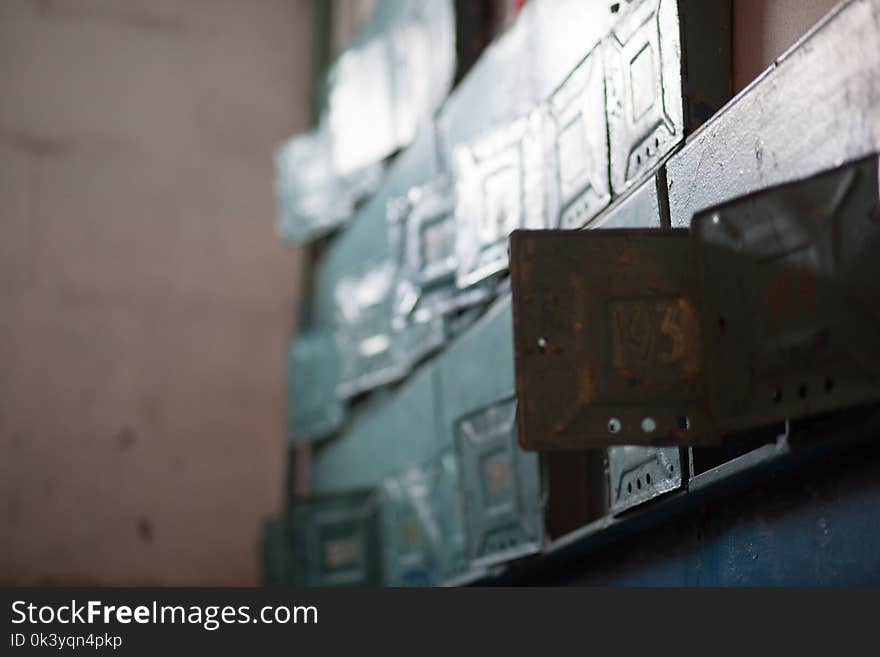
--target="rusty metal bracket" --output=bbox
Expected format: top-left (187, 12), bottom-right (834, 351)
top-left (511, 155), bottom-right (880, 450)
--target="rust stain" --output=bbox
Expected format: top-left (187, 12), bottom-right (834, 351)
top-left (552, 365), bottom-right (596, 435)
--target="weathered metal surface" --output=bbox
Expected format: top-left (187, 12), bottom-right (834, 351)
top-left (511, 156), bottom-right (880, 449)
top-left (484, 421), bottom-right (880, 586)
top-left (287, 331), bottom-right (344, 444)
top-left (545, 45), bottom-right (611, 229)
top-left (694, 154), bottom-right (880, 435)
top-left (608, 446), bottom-right (683, 515)
top-left (453, 109), bottom-right (548, 289)
top-left (666, 0), bottom-right (880, 228)
top-left (605, 0), bottom-right (685, 195)
top-left (289, 490), bottom-right (381, 587)
top-left (510, 228), bottom-right (711, 449)
top-left (274, 127), bottom-right (382, 244)
top-left (379, 450), bottom-right (468, 586)
top-left (387, 177), bottom-right (493, 368)
top-left (312, 127), bottom-right (440, 398)
top-left (324, 0), bottom-right (455, 176)
top-left (435, 296), bottom-right (545, 567)
top-left (310, 364), bottom-right (445, 496)
top-left (455, 397), bottom-right (544, 567)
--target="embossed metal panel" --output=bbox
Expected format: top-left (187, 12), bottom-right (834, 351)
top-left (387, 177), bottom-right (494, 368)
top-left (510, 229), bottom-right (711, 449)
top-left (287, 331), bottom-right (345, 444)
top-left (545, 46), bottom-right (611, 229)
top-left (695, 154), bottom-right (880, 435)
top-left (326, 0), bottom-right (455, 176)
top-left (607, 446), bottom-right (683, 515)
top-left (605, 0), bottom-right (685, 194)
top-left (455, 398), bottom-right (544, 567)
top-left (453, 110), bottom-right (548, 289)
top-left (290, 490), bottom-right (381, 587)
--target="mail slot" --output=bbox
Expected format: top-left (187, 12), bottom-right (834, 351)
top-left (510, 155), bottom-right (880, 449)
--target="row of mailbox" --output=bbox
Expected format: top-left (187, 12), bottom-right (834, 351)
top-left (272, 171), bottom-right (690, 586)
top-left (272, 0), bottom-right (880, 585)
top-left (287, 0), bottom-right (731, 444)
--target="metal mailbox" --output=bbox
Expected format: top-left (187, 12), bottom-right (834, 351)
top-left (511, 155), bottom-right (880, 449)
top-left (437, 298), bottom-right (545, 567)
top-left (453, 110), bottom-right (549, 289)
top-left (323, 0), bottom-right (454, 177)
top-left (289, 490), bottom-right (381, 587)
top-left (455, 397), bottom-right (544, 567)
top-left (313, 126), bottom-right (441, 397)
top-left (379, 467), bottom-right (434, 587)
top-left (274, 127), bottom-right (381, 244)
top-left (387, 177), bottom-right (494, 367)
top-left (287, 331), bottom-right (345, 444)
top-left (379, 450), bottom-right (468, 586)
top-left (545, 45), bottom-right (610, 229)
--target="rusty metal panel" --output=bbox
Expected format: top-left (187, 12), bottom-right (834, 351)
top-left (455, 397), bottom-right (544, 567)
top-left (666, 0), bottom-right (880, 228)
top-left (695, 153), bottom-right (880, 435)
top-left (453, 110), bottom-right (548, 289)
top-left (510, 228), bottom-right (711, 450)
top-left (607, 446), bottom-right (683, 515)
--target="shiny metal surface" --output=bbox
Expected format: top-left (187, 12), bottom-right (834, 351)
top-left (608, 446), bottom-right (683, 515)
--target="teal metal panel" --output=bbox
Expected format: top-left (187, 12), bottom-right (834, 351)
top-left (437, 296), bottom-right (544, 567)
top-left (310, 363), bottom-right (445, 495)
top-left (378, 450), bottom-right (468, 586)
top-left (290, 489), bottom-right (381, 587)
top-left (287, 331), bottom-right (344, 444)
top-left (309, 126), bottom-right (441, 399)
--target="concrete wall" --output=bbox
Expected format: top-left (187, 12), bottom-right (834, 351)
top-left (0, 0), bottom-right (312, 585)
